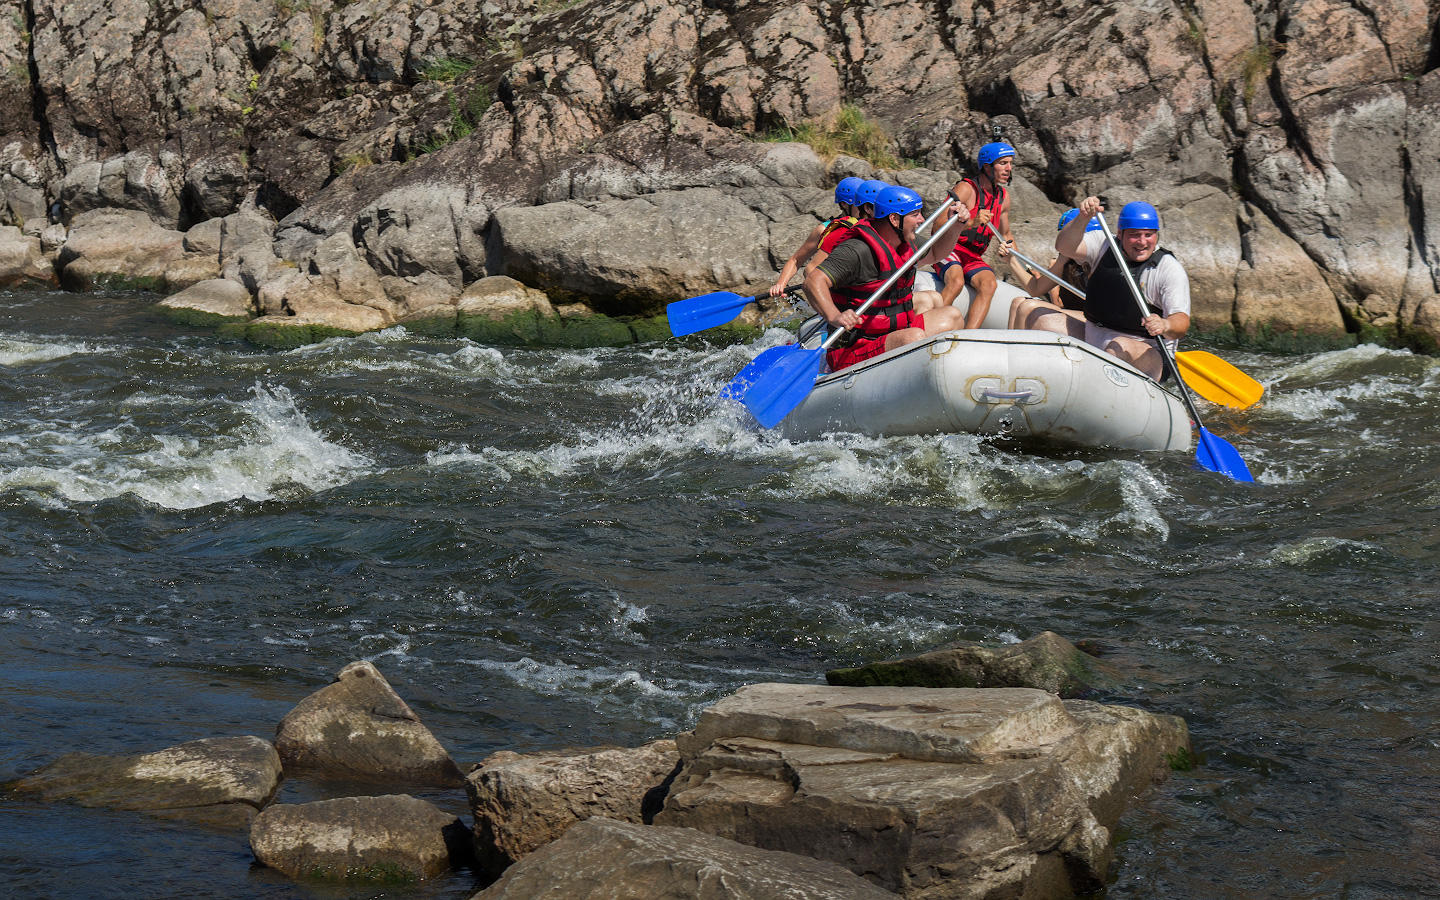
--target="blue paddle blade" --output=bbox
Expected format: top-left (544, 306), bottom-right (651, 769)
top-left (719, 345), bottom-right (793, 400)
top-left (666, 291), bottom-right (755, 337)
top-left (1195, 427), bottom-right (1254, 482)
top-left (740, 345), bottom-right (826, 428)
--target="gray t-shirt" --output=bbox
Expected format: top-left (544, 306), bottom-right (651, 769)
top-left (1077, 231), bottom-right (1191, 317)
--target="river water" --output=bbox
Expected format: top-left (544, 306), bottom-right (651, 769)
top-left (0, 287), bottom-right (1437, 899)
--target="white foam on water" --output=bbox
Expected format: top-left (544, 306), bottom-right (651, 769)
top-left (1271, 343), bottom-right (1415, 382)
top-left (461, 656), bottom-right (697, 701)
top-left (798, 596), bottom-right (955, 650)
top-left (0, 335), bottom-right (93, 366)
top-left (0, 382), bottom-right (374, 510)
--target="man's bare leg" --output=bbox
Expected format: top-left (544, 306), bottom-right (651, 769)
top-left (911, 290), bottom-right (942, 314)
top-left (1008, 297), bottom-right (1060, 330)
top-left (964, 269), bottom-right (998, 329)
top-left (938, 266), bottom-right (967, 307)
top-left (1026, 307), bottom-right (1087, 340)
top-left (1103, 336), bottom-right (1164, 380)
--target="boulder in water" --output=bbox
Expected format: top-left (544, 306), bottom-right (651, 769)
top-left (250, 794), bottom-right (468, 882)
top-left (472, 817), bottom-right (902, 900)
top-left (466, 739), bottom-right (681, 871)
top-left (158, 278), bottom-right (255, 326)
top-left (657, 684), bottom-right (1190, 900)
top-left (274, 660), bottom-right (463, 786)
top-left (7, 735), bottom-right (281, 827)
top-left (825, 630), bottom-right (1123, 698)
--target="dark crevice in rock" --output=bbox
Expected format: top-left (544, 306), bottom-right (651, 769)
top-left (1426, 10), bottom-right (1440, 75)
top-left (1265, 13), bottom-right (1323, 170)
top-left (1401, 135), bottom-right (1433, 298)
top-left (21, 0), bottom-right (55, 170)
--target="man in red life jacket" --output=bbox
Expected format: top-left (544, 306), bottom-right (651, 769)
top-left (803, 185), bottom-right (965, 373)
top-left (932, 142), bottom-right (1016, 329)
top-left (767, 176), bottom-right (867, 297)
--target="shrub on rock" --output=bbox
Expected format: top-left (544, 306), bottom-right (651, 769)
top-left (274, 660), bottom-right (463, 786)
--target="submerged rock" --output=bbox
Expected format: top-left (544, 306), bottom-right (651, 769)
top-left (656, 684), bottom-right (1189, 900)
top-left (472, 817), bottom-right (902, 900)
top-left (7, 735), bottom-right (281, 827)
top-left (825, 630), bottom-right (1124, 697)
top-left (274, 660), bottom-right (463, 786)
top-left (466, 739), bottom-right (681, 871)
top-left (250, 794), bottom-right (468, 882)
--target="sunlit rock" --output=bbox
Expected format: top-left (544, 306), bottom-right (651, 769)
top-left (8, 735), bottom-right (281, 828)
top-left (274, 660), bottom-right (463, 786)
top-left (656, 684), bottom-right (1190, 900)
top-left (250, 794), bottom-right (468, 882)
top-left (472, 817), bottom-right (902, 900)
top-left (466, 740), bottom-right (681, 871)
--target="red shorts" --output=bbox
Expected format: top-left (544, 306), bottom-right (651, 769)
top-left (825, 310), bottom-right (925, 372)
top-left (935, 245), bottom-right (993, 284)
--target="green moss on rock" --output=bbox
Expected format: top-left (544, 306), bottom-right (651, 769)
top-left (157, 305), bottom-right (250, 328)
top-left (458, 309), bottom-right (544, 345)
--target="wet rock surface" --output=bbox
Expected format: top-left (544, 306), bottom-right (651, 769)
top-left (7, 735), bottom-right (281, 827)
top-left (825, 630), bottom-right (1125, 697)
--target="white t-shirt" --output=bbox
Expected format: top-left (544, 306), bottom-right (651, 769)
top-left (1078, 231), bottom-right (1191, 318)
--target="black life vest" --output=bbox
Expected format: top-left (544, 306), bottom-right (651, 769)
top-left (1083, 245), bottom-right (1172, 335)
top-left (952, 177), bottom-right (1006, 256)
top-left (830, 220), bottom-right (915, 338)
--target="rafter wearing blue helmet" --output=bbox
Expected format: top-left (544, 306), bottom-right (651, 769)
top-left (767, 177), bottom-right (869, 298)
top-left (929, 140), bottom-right (1017, 330)
top-left (803, 184), bottom-right (963, 373)
top-left (1009, 196), bottom-right (1191, 382)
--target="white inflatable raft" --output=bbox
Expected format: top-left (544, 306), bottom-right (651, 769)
top-left (776, 281), bottom-right (1193, 451)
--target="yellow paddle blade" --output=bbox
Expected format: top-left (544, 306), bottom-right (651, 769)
top-left (1176, 350), bottom-right (1264, 409)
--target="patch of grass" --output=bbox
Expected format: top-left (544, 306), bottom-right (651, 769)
top-left (333, 151), bottom-right (373, 175)
top-left (422, 56), bottom-right (477, 83)
top-left (761, 103), bottom-right (902, 170)
top-left (416, 84), bottom-right (493, 155)
top-left (1241, 41), bottom-right (1274, 106)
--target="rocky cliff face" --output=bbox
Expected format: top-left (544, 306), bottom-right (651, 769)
top-left (0, 0), bottom-right (1436, 345)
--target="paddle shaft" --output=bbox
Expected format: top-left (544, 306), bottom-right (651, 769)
top-left (819, 196), bottom-right (960, 352)
top-left (983, 222), bottom-right (1091, 300)
top-left (1094, 215), bottom-right (1208, 428)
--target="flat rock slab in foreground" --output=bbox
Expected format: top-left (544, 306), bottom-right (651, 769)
top-left (275, 660), bottom-right (463, 786)
top-left (658, 684), bottom-right (1189, 900)
top-left (7, 735), bottom-right (280, 827)
top-left (825, 631), bottom-right (1124, 698)
top-left (471, 817), bottom-right (901, 900)
top-left (466, 739), bottom-right (681, 871)
top-left (251, 794), bottom-right (468, 882)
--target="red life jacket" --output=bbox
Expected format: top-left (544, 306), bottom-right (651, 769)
top-left (818, 215), bottom-right (859, 254)
top-left (830, 220), bottom-right (915, 338)
top-left (951, 177), bottom-right (1006, 257)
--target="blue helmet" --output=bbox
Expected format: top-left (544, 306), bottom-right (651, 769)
top-left (834, 176), bottom-right (865, 206)
top-left (856, 179), bottom-right (889, 208)
top-left (977, 142), bottom-right (1016, 169)
top-left (874, 185), bottom-right (923, 219)
top-left (1117, 201), bottom-right (1160, 231)
top-left (1058, 208), bottom-right (1103, 232)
